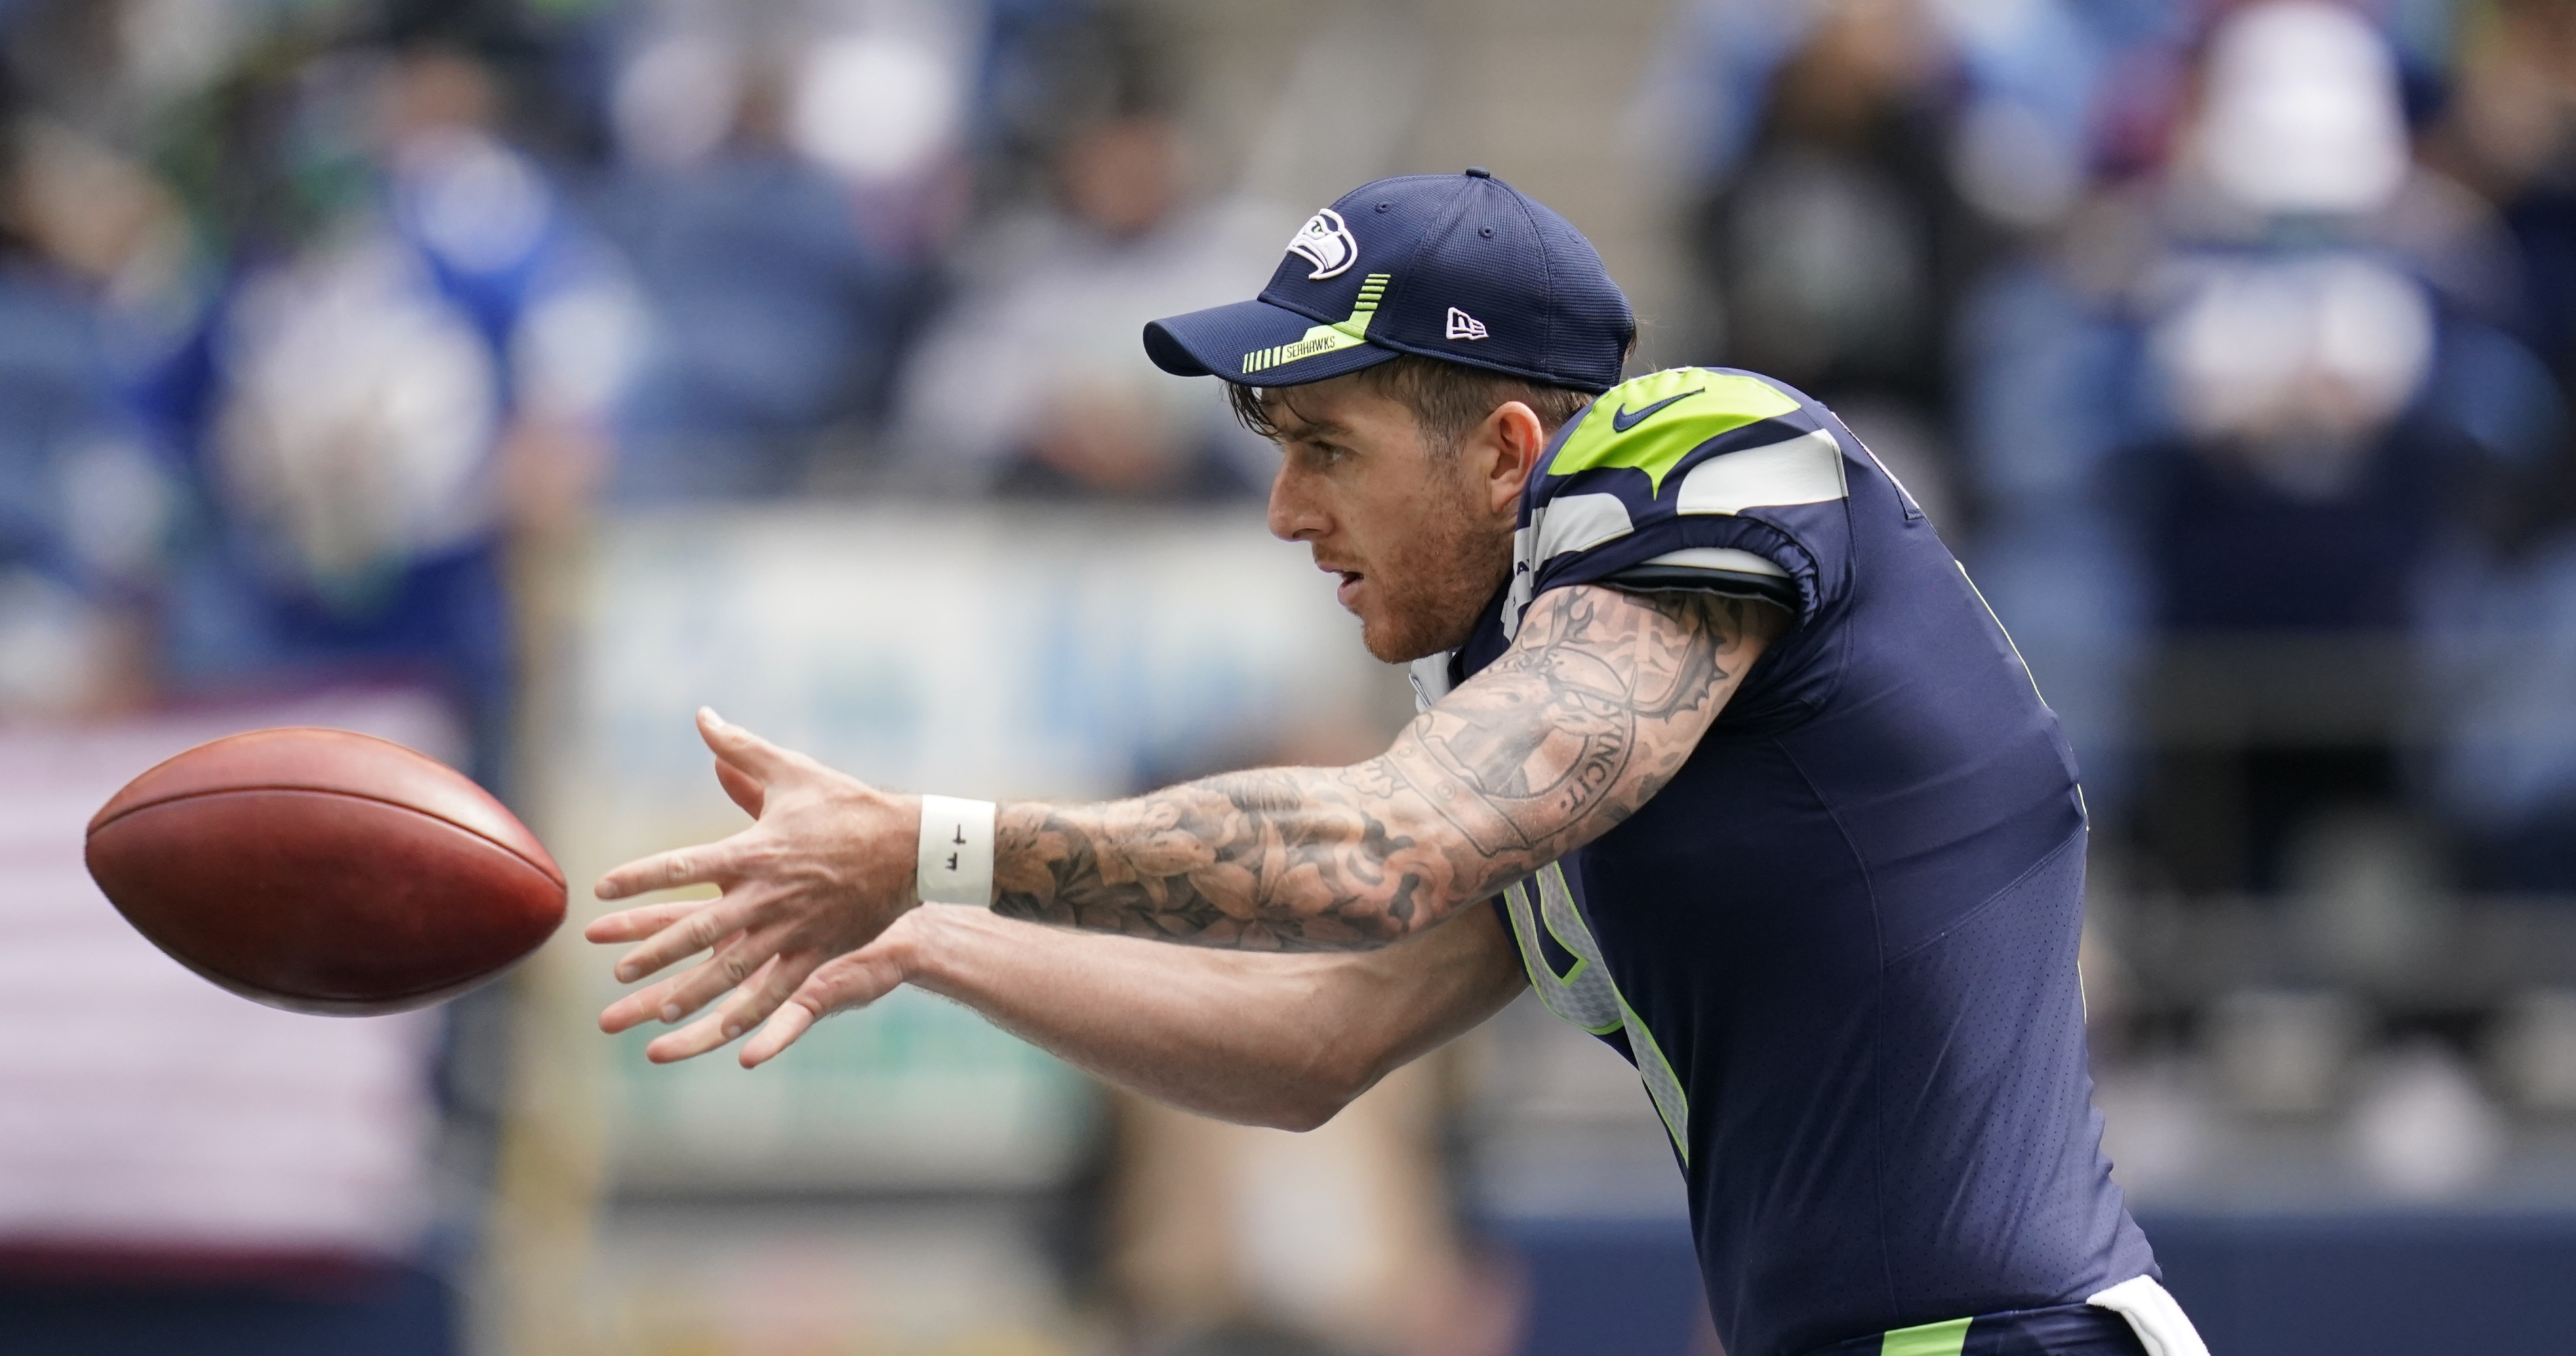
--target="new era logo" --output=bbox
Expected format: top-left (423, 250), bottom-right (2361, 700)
top-left (1446, 307), bottom-right (1489, 340)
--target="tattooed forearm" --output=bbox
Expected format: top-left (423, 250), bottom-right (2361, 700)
top-left (993, 585), bottom-right (1786, 950)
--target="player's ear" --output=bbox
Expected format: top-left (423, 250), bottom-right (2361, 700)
top-left (1480, 399), bottom-right (1546, 515)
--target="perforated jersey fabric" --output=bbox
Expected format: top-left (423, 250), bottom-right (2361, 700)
top-left (1428, 367), bottom-right (2158, 1356)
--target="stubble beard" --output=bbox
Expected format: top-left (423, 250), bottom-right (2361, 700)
top-left (1358, 497), bottom-right (1514, 665)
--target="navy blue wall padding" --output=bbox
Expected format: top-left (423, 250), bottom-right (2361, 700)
top-left (1495, 1210), bottom-right (2576, 1355)
top-left (2141, 1210), bottom-right (2576, 1356)
top-left (1498, 1214), bottom-right (1709, 1356)
top-left (0, 1267), bottom-right (456, 1356)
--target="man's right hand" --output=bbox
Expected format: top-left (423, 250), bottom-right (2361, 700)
top-left (588, 708), bottom-right (922, 1053)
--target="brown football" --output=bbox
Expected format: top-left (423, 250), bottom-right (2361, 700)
top-left (85, 727), bottom-right (567, 1016)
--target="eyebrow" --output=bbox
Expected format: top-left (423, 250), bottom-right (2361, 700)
top-left (1275, 412), bottom-right (1354, 443)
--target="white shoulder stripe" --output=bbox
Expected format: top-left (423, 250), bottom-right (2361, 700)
top-left (1674, 428), bottom-right (1846, 515)
top-left (1531, 492), bottom-right (1634, 561)
top-left (1636, 546), bottom-right (1789, 578)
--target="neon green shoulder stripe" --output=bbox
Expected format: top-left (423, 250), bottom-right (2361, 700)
top-left (1547, 368), bottom-right (1803, 495)
top-left (1878, 1316), bottom-right (1971, 1356)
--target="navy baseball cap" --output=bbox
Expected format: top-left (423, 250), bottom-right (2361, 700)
top-left (1144, 169), bottom-right (1635, 394)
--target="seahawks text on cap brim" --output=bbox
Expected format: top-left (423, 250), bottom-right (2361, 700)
top-left (1143, 290), bottom-right (1403, 388)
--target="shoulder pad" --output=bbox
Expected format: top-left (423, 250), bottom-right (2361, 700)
top-left (1547, 369), bottom-right (1806, 496)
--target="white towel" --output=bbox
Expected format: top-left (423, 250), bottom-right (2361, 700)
top-left (2086, 1274), bottom-right (2212, 1356)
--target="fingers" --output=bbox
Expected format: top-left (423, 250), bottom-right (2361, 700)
top-left (609, 894), bottom-right (756, 984)
top-left (647, 949), bottom-right (826, 1063)
top-left (636, 942), bottom-right (912, 1065)
top-left (584, 900), bottom-right (704, 945)
top-left (742, 949), bottom-right (910, 1066)
top-left (697, 706), bottom-right (797, 784)
top-left (614, 929), bottom-right (917, 1065)
top-left (646, 953), bottom-right (786, 1062)
top-left (599, 988), bottom-right (658, 1035)
top-left (597, 921), bottom-right (737, 1031)
top-left (742, 949), bottom-right (911, 1065)
top-left (595, 709), bottom-right (796, 902)
top-left (635, 916), bottom-right (799, 1022)
top-left (714, 759), bottom-right (765, 818)
top-left (599, 949), bottom-right (723, 1034)
top-left (595, 835), bottom-right (738, 902)
top-left (739, 1000), bottom-right (818, 1067)
top-left (599, 982), bottom-right (666, 1035)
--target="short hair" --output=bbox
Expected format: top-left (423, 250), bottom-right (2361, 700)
top-left (1227, 354), bottom-right (1594, 454)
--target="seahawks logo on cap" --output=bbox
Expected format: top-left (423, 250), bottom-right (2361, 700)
top-left (1286, 208), bottom-right (1359, 280)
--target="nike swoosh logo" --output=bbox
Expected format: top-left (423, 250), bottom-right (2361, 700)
top-left (1610, 388), bottom-right (1705, 433)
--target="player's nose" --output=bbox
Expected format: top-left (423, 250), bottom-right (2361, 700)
top-left (1266, 464), bottom-right (1327, 542)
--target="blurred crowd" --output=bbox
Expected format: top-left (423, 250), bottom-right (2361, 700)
top-left (1634, 0), bottom-right (2576, 1201)
top-left (6, 0), bottom-right (2576, 1267)
top-left (0, 0), bottom-right (1279, 786)
top-left (7, 1), bottom-right (2576, 1351)
top-left (7, 0), bottom-right (2573, 889)
top-left (1638, 0), bottom-right (2576, 901)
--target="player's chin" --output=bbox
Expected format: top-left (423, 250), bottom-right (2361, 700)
top-left (1356, 608), bottom-right (1436, 666)
top-left (1350, 613), bottom-right (1394, 662)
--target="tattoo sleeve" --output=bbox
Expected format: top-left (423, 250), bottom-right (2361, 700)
top-left (992, 585), bottom-right (1786, 949)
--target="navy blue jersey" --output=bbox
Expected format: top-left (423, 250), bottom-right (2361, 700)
top-left (1412, 368), bottom-right (2156, 1356)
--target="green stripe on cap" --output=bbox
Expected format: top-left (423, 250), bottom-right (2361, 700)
top-left (1241, 275), bottom-right (1392, 374)
top-left (1878, 1316), bottom-right (1971, 1356)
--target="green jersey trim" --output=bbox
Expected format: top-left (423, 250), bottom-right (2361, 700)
top-left (1502, 863), bottom-right (1692, 1164)
top-left (1878, 1316), bottom-right (1972, 1356)
top-left (1502, 869), bottom-right (1622, 1037)
top-left (1548, 369), bottom-right (1803, 495)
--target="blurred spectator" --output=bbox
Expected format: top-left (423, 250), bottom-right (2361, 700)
top-left (1962, 1), bottom-right (2551, 869)
top-left (1678, 1), bottom-right (1979, 444)
top-left (0, 98), bottom-right (176, 717)
top-left (1643, 0), bottom-right (2116, 530)
top-left (887, 79), bottom-right (1279, 501)
top-left (2433, 0), bottom-right (2576, 374)
top-left (595, 0), bottom-right (984, 500)
top-left (142, 37), bottom-right (638, 778)
top-left (2411, 0), bottom-right (2576, 893)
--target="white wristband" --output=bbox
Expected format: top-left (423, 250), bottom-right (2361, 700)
top-left (915, 795), bottom-right (997, 905)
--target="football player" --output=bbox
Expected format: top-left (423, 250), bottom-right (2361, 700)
top-left (592, 170), bottom-right (2205, 1356)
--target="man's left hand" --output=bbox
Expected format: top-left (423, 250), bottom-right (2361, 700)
top-left (588, 708), bottom-right (919, 1058)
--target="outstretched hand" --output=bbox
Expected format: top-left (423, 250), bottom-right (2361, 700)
top-left (590, 896), bottom-right (929, 1066)
top-left (587, 709), bottom-right (921, 1062)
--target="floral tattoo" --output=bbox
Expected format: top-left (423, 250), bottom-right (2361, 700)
top-left (991, 584), bottom-right (1783, 949)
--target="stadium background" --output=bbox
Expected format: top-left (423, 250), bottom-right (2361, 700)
top-left (3, 0), bottom-right (2576, 1353)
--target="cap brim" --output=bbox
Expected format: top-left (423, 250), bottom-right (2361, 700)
top-left (1143, 298), bottom-right (1402, 387)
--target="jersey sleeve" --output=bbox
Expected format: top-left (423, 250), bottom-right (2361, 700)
top-left (1506, 367), bottom-right (1861, 633)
